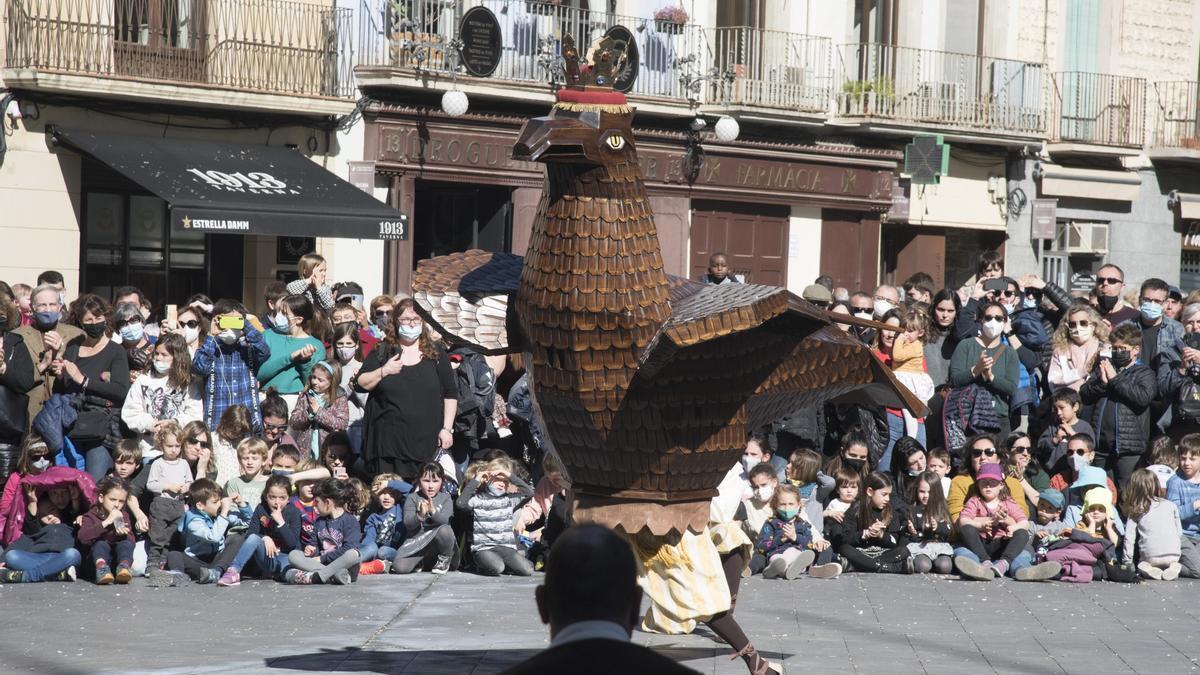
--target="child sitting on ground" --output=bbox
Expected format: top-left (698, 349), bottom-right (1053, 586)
top-left (217, 475), bottom-right (302, 586)
top-left (225, 437), bottom-right (270, 531)
top-left (358, 476), bottom-right (405, 575)
top-left (833, 471), bottom-right (909, 574)
top-left (393, 462), bottom-right (457, 574)
top-left (953, 463), bottom-right (1033, 581)
top-left (927, 448), bottom-right (952, 497)
top-left (905, 471), bottom-right (953, 574)
top-left (514, 454), bottom-right (571, 558)
top-left (741, 463), bottom-right (780, 574)
top-left (757, 484), bottom-right (841, 579)
top-left (164, 479), bottom-right (245, 585)
top-left (76, 476), bottom-right (136, 585)
top-left (457, 457), bottom-right (534, 576)
top-left (320, 433), bottom-right (354, 481)
top-left (285, 478), bottom-right (362, 585)
top-left (145, 421), bottom-right (193, 570)
top-left (1122, 469), bottom-right (1183, 581)
top-left (822, 465), bottom-right (860, 528)
top-left (1030, 489), bottom-right (1070, 553)
top-left (109, 441), bottom-right (149, 553)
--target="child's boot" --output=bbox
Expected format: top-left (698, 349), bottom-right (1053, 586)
top-left (431, 554), bottom-right (452, 574)
top-left (51, 566), bottom-right (76, 582)
top-left (285, 569), bottom-right (313, 585)
top-left (95, 562), bottom-right (114, 585)
top-left (0, 569), bottom-right (26, 583)
top-left (115, 561), bottom-right (133, 584)
top-left (954, 557), bottom-right (993, 581)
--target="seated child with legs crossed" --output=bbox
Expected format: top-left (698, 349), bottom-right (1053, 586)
top-left (76, 476), bottom-right (137, 585)
top-left (833, 471), bottom-right (910, 574)
top-left (1030, 488), bottom-right (1070, 557)
top-left (1122, 468), bottom-right (1183, 581)
top-left (457, 457), bottom-right (535, 576)
top-left (286, 478), bottom-right (362, 585)
top-left (165, 479), bottom-right (246, 584)
top-left (757, 484), bottom-right (841, 579)
top-left (145, 421), bottom-right (193, 571)
top-left (393, 462), bottom-right (457, 575)
top-left (224, 438), bottom-right (270, 532)
top-left (904, 471), bottom-right (954, 574)
top-left (217, 475), bottom-right (303, 585)
top-left (359, 474), bottom-right (405, 575)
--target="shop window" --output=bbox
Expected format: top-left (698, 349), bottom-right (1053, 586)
top-left (1182, 251), bottom-right (1200, 293)
top-left (412, 181), bottom-right (512, 265)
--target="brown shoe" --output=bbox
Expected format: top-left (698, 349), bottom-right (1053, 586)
top-left (95, 564), bottom-right (114, 586)
top-left (115, 566), bottom-right (133, 584)
top-left (731, 643), bottom-right (782, 675)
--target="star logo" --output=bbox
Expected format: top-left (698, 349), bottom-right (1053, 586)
top-left (182, 215), bottom-right (192, 229)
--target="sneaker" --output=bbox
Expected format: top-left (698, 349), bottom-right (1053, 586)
top-left (95, 564), bottom-right (114, 586)
top-left (1138, 561), bottom-right (1164, 580)
top-left (52, 566), bottom-right (76, 583)
top-left (359, 560), bottom-right (386, 575)
top-left (0, 569), bottom-right (25, 583)
top-left (954, 557), bottom-right (994, 581)
top-left (115, 566), bottom-right (133, 585)
top-left (762, 556), bottom-right (788, 580)
top-left (807, 562), bottom-right (842, 579)
top-left (196, 569), bottom-right (220, 585)
top-left (1163, 562), bottom-right (1183, 581)
top-left (784, 550), bottom-right (816, 580)
top-left (329, 569), bottom-right (352, 585)
top-left (992, 560), bottom-right (1010, 578)
top-left (878, 559), bottom-right (909, 575)
top-left (431, 554), bottom-right (452, 575)
top-left (146, 568), bottom-right (177, 588)
top-left (1014, 561), bottom-right (1062, 582)
top-left (217, 568), bottom-right (242, 587)
top-left (285, 569), bottom-right (313, 585)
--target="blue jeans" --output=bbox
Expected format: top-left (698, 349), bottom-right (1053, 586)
top-left (4, 548), bottom-right (81, 582)
top-left (231, 534), bottom-right (290, 578)
top-left (359, 542), bottom-right (398, 563)
top-left (953, 546), bottom-right (1033, 576)
top-left (84, 444), bottom-right (113, 483)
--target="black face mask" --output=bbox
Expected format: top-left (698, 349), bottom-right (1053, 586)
top-left (844, 458), bottom-right (866, 472)
top-left (1110, 348), bottom-right (1133, 369)
top-left (1097, 294), bottom-right (1119, 314)
top-left (81, 322), bottom-right (107, 339)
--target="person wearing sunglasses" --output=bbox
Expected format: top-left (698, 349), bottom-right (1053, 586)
top-left (1048, 305), bottom-right (1109, 393)
top-left (1047, 433), bottom-right (1117, 507)
top-left (946, 435), bottom-right (1027, 522)
top-left (1080, 322), bottom-right (1156, 488)
top-left (1093, 264), bottom-right (1139, 326)
top-left (947, 301), bottom-right (1020, 440)
top-left (1002, 432), bottom-right (1051, 514)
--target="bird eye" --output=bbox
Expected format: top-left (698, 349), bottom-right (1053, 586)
top-left (603, 132), bottom-right (626, 150)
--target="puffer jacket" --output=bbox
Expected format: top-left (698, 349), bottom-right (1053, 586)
top-left (1080, 363), bottom-right (1156, 458)
top-left (0, 466), bottom-right (95, 545)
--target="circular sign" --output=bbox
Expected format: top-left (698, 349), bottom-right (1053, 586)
top-left (604, 25), bottom-right (639, 93)
top-left (459, 6), bottom-right (502, 78)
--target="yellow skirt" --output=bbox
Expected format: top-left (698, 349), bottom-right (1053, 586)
top-left (624, 524), bottom-right (749, 635)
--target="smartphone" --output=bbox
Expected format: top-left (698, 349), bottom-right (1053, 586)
top-left (217, 315), bottom-right (245, 331)
top-left (983, 278), bottom-right (1007, 294)
top-left (165, 304), bottom-right (178, 328)
top-left (1099, 346), bottom-right (1112, 360)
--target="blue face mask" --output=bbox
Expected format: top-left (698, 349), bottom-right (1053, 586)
top-left (776, 508), bottom-right (799, 521)
top-left (33, 311), bottom-right (59, 330)
top-left (1022, 296), bottom-right (1038, 310)
top-left (1140, 301), bottom-right (1163, 322)
top-left (271, 312), bottom-right (291, 334)
top-left (119, 322), bottom-right (144, 343)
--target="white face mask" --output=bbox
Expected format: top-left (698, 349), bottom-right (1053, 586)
top-left (741, 454), bottom-right (756, 471)
top-left (1002, 301), bottom-right (1018, 316)
top-left (981, 318), bottom-right (1003, 340)
top-left (853, 311), bottom-right (873, 321)
top-left (152, 360), bottom-right (171, 374)
top-left (1070, 454), bottom-right (1090, 473)
top-left (336, 346), bottom-right (356, 362)
top-left (873, 299), bottom-right (895, 318)
top-left (183, 326), bottom-right (200, 344)
top-left (1069, 325), bottom-right (1094, 344)
top-left (217, 330), bottom-right (239, 345)
top-left (32, 457), bottom-right (50, 471)
top-left (753, 485), bottom-right (774, 502)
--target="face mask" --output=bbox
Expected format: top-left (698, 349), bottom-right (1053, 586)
top-left (1022, 296), bottom-right (1038, 310)
top-left (152, 360), bottom-right (171, 374)
top-left (754, 485), bottom-right (774, 502)
top-left (374, 315), bottom-right (390, 330)
top-left (1097, 294), bottom-right (1118, 313)
top-left (271, 313), bottom-right (291, 334)
top-left (776, 508), bottom-right (799, 521)
top-left (33, 311), bottom-right (59, 330)
top-left (81, 322), bottom-right (106, 339)
top-left (741, 454), bottom-right (756, 471)
top-left (486, 483), bottom-right (506, 497)
top-left (1140, 302), bottom-right (1163, 322)
top-left (981, 319), bottom-right (1003, 340)
top-left (1002, 301), bottom-right (1018, 316)
top-left (1110, 348), bottom-right (1132, 369)
top-left (397, 324), bottom-right (423, 341)
top-left (271, 468), bottom-right (294, 477)
top-left (906, 469), bottom-right (922, 478)
top-left (119, 322), bottom-right (144, 343)
top-left (1070, 454), bottom-right (1090, 473)
top-left (217, 330), bottom-right (240, 345)
top-left (1069, 325), bottom-right (1094, 344)
top-left (844, 457), bottom-right (865, 472)
top-left (336, 346), bottom-right (356, 362)
top-left (873, 299), bottom-right (894, 318)
top-left (853, 311), bottom-right (873, 321)
top-left (183, 326), bottom-right (200, 344)
top-left (31, 457), bottom-right (50, 471)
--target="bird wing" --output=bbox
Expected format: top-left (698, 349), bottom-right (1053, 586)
top-left (639, 285), bottom-right (928, 427)
top-left (411, 250), bottom-right (525, 355)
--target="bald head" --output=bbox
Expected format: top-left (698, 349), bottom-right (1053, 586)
top-left (535, 524), bottom-right (642, 637)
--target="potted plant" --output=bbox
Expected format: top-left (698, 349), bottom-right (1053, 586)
top-left (389, 0), bottom-right (445, 69)
top-left (841, 77), bottom-right (894, 114)
top-left (654, 6), bottom-right (688, 34)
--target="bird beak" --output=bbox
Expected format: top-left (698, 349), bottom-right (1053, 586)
top-left (512, 115), bottom-right (594, 163)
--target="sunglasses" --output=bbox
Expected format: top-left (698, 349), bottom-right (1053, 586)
top-left (1070, 447), bottom-right (1090, 456)
top-left (852, 306), bottom-right (872, 313)
top-left (1068, 320), bottom-right (1091, 329)
top-left (971, 447), bottom-right (998, 457)
top-left (1096, 276), bottom-right (1123, 286)
top-left (996, 290), bottom-right (1018, 298)
top-left (190, 440), bottom-right (211, 449)
top-left (178, 319), bottom-right (201, 329)
top-left (265, 424), bottom-right (288, 432)
top-left (983, 315), bottom-right (1005, 322)
top-left (1011, 444), bottom-right (1031, 452)
top-left (114, 318), bottom-right (141, 328)
top-left (374, 310), bottom-right (393, 317)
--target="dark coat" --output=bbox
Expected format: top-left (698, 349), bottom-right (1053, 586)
top-left (1080, 363), bottom-right (1156, 458)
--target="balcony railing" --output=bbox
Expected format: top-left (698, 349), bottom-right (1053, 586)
top-left (834, 42), bottom-right (1045, 135)
top-left (1151, 80), bottom-right (1200, 150)
top-left (1049, 71), bottom-right (1145, 147)
top-left (358, 0), bottom-right (704, 101)
top-left (703, 26), bottom-right (830, 112)
top-left (4, 0), bottom-right (355, 98)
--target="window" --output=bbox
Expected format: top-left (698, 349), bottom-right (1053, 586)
top-left (113, 0), bottom-right (207, 81)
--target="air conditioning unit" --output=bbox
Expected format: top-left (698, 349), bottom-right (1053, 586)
top-left (916, 81), bottom-right (965, 121)
top-left (1059, 221), bottom-right (1109, 254)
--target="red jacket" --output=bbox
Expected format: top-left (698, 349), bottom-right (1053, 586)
top-left (77, 504), bottom-right (135, 547)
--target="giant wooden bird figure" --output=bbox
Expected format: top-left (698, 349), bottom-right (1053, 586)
top-left (413, 37), bottom-right (925, 538)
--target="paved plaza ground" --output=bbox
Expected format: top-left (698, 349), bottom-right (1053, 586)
top-left (1, 571), bottom-right (1198, 674)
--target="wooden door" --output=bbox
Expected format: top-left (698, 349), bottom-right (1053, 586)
top-left (114, 0), bottom-right (207, 82)
top-left (690, 200), bottom-right (789, 286)
top-left (820, 210), bottom-right (880, 291)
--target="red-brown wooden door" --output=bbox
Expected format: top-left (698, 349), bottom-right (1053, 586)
top-left (690, 200), bottom-right (789, 286)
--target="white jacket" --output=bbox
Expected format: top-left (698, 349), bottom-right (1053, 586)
top-left (120, 373), bottom-right (204, 456)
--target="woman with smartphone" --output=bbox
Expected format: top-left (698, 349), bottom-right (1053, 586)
top-left (257, 295), bottom-right (326, 411)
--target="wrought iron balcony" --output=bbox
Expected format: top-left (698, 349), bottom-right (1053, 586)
top-left (703, 26), bottom-right (830, 112)
top-left (1049, 71), bottom-right (1146, 147)
top-left (4, 0), bottom-right (355, 98)
top-left (358, 0), bottom-right (703, 102)
top-left (835, 42), bottom-right (1045, 136)
top-left (1150, 80), bottom-right (1200, 151)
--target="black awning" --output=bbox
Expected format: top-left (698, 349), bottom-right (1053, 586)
top-left (51, 127), bottom-right (407, 241)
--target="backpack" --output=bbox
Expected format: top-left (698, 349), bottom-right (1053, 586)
top-left (451, 349), bottom-right (496, 419)
top-left (1177, 378), bottom-right (1200, 424)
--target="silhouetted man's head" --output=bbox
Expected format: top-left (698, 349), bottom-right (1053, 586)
top-left (535, 524), bottom-right (642, 638)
